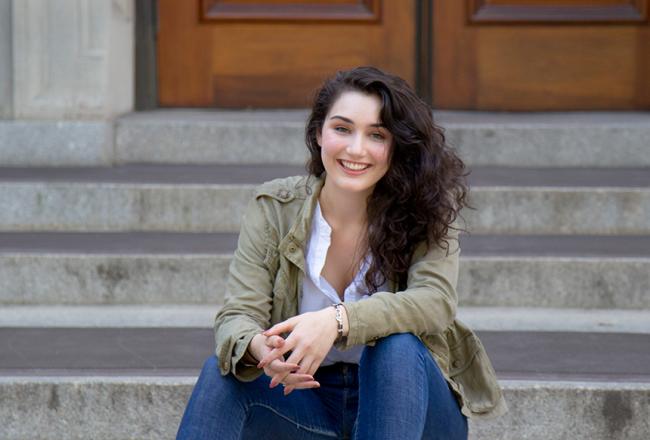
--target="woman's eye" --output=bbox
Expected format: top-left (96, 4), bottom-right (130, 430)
top-left (371, 132), bottom-right (385, 141)
top-left (334, 126), bottom-right (350, 133)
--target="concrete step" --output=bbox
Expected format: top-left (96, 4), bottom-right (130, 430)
top-left (2, 306), bottom-right (650, 334)
top-left (1, 233), bottom-right (648, 308)
top-left (0, 165), bottom-right (648, 234)
top-left (3, 111), bottom-right (650, 168)
top-left (0, 377), bottom-right (647, 439)
top-left (0, 328), bottom-right (648, 439)
top-left (114, 110), bottom-right (650, 167)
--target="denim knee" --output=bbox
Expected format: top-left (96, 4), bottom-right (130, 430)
top-left (361, 333), bottom-right (427, 364)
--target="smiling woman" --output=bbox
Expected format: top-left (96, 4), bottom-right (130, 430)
top-left (177, 66), bottom-right (507, 440)
top-left (317, 91), bottom-right (392, 197)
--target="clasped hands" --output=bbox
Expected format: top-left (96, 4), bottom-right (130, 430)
top-left (247, 306), bottom-right (342, 396)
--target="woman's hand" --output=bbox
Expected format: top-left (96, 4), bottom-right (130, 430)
top-left (257, 307), bottom-right (340, 394)
top-left (248, 333), bottom-right (320, 392)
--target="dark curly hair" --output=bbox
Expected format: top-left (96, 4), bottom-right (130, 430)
top-left (305, 66), bottom-right (469, 292)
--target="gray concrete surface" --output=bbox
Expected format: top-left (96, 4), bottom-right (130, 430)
top-left (0, 376), bottom-right (193, 440)
top-left (1, 181), bottom-right (649, 234)
top-left (2, 231), bottom-right (649, 256)
top-left (470, 381), bottom-right (650, 440)
top-left (0, 0), bottom-right (12, 119)
top-left (466, 186), bottom-right (650, 235)
top-left (3, 111), bottom-right (649, 167)
top-left (0, 121), bottom-right (113, 165)
top-left (1, 328), bottom-right (649, 380)
top-left (1, 234), bottom-right (648, 307)
top-left (457, 307), bottom-right (650, 334)
top-left (0, 254), bottom-right (230, 305)
top-left (2, 164), bottom-right (649, 187)
top-left (115, 110), bottom-right (309, 165)
top-left (3, 306), bottom-right (650, 334)
top-left (113, 110), bottom-right (650, 167)
top-left (0, 182), bottom-right (254, 232)
top-left (459, 257), bottom-right (650, 309)
top-left (0, 379), bottom-right (648, 439)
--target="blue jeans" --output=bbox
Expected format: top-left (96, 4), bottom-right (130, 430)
top-left (177, 333), bottom-right (468, 439)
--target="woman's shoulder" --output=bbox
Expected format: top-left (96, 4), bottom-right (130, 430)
top-left (253, 174), bottom-right (321, 204)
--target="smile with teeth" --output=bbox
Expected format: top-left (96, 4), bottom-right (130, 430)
top-left (339, 159), bottom-right (370, 171)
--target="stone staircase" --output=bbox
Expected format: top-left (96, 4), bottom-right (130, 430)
top-left (1, 110), bottom-right (649, 439)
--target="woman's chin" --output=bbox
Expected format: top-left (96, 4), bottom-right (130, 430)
top-left (327, 177), bottom-right (376, 195)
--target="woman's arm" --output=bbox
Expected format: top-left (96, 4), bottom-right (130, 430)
top-left (340, 229), bottom-right (460, 348)
top-left (214, 197), bottom-right (275, 381)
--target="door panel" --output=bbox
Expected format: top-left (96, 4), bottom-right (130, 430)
top-left (157, 0), bottom-right (415, 108)
top-left (469, 0), bottom-right (647, 22)
top-left (200, 0), bottom-right (381, 22)
top-left (433, 0), bottom-right (650, 110)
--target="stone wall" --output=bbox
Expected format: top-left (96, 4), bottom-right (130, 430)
top-left (1, 0), bottom-right (134, 121)
top-left (0, 0), bottom-right (12, 119)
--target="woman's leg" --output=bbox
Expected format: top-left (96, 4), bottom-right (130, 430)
top-left (177, 355), bottom-right (340, 440)
top-left (354, 333), bottom-right (468, 440)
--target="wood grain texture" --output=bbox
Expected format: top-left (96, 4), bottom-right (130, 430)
top-left (158, 0), bottom-right (414, 108)
top-left (433, 0), bottom-right (650, 110)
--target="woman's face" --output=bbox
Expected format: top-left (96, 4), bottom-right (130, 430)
top-left (317, 90), bottom-right (393, 196)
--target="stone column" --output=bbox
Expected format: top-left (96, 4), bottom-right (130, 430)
top-left (0, 0), bottom-right (134, 165)
top-left (0, 0), bottom-right (13, 119)
top-left (12, 0), bottom-right (134, 119)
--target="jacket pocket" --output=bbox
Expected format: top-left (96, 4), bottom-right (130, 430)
top-left (448, 323), bottom-right (503, 415)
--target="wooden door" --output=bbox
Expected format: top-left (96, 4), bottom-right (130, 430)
top-left (157, 0), bottom-right (416, 108)
top-left (433, 0), bottom-right (650, 110)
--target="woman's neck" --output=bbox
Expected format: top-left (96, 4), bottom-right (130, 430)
top-left (318, 179), bottom-right (370, 230)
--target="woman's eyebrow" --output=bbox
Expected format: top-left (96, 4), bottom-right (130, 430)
top-left (329, 115), bottom-right (385, 128)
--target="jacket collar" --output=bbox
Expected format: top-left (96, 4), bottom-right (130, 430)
top-left (277, 174), bottom-right (325, 273)
top-left (277, 174), bottom-right (397, 292)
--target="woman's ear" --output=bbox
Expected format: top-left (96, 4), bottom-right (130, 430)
top-left (316, 129), bottom-right (322, 147)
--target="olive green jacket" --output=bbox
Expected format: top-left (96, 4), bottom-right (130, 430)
top-left (214, 174), bottom-right (507, 420)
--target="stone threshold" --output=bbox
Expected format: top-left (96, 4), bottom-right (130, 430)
top-left (1, 232), bottom-right (649, 257)
top-left (1, 328), bottom-right (649, 381)
top-left (0, 164), bottom-right (649, 187)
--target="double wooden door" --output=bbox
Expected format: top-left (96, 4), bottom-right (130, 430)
top-left (157, 0), bottom-right (650, 110)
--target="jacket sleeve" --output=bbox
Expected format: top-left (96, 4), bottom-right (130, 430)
top-left (341, 228), bottom-right (460, 347)
top-left (214, 196), bottom-right (274, 381)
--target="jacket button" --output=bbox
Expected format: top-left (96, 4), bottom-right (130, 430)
top-left (288, 245), bottom-right (297, 253)
top-left (277, 189), bottom-right (292, 199)
top-left (452, 360), bottom-right (461, 369)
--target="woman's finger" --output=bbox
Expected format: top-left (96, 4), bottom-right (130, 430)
top-left (269, 371), bottom-right (290, 389)
top-left (283, 380), bottom-right (320, 396)
top-left (263, 318), bottom-right (296, 337)
top-left (266, 358), bottom-right (300, 374)
top-left (274, 373), bottom-right (314, 387)
top-left (264, 335), bottom-right (284, 348)
top-left (258, 342), bottom-right (295, 368)
top-left (296, 356), bottom-right (315, 376)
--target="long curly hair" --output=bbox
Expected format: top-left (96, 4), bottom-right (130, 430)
top-left (305, 66), bottom-right (469, 292)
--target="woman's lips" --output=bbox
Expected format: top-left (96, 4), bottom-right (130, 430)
top-left (337, 159), bottom-right (371, 175)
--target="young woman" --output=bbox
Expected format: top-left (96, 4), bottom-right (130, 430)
top-left (177, 66), bottom-right (506, 439)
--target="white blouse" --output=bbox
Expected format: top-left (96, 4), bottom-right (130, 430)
top-left (299, 201), bottom-right (387, 366)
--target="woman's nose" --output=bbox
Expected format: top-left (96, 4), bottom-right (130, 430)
top-left (346, 133), bottom-right (365, 156)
